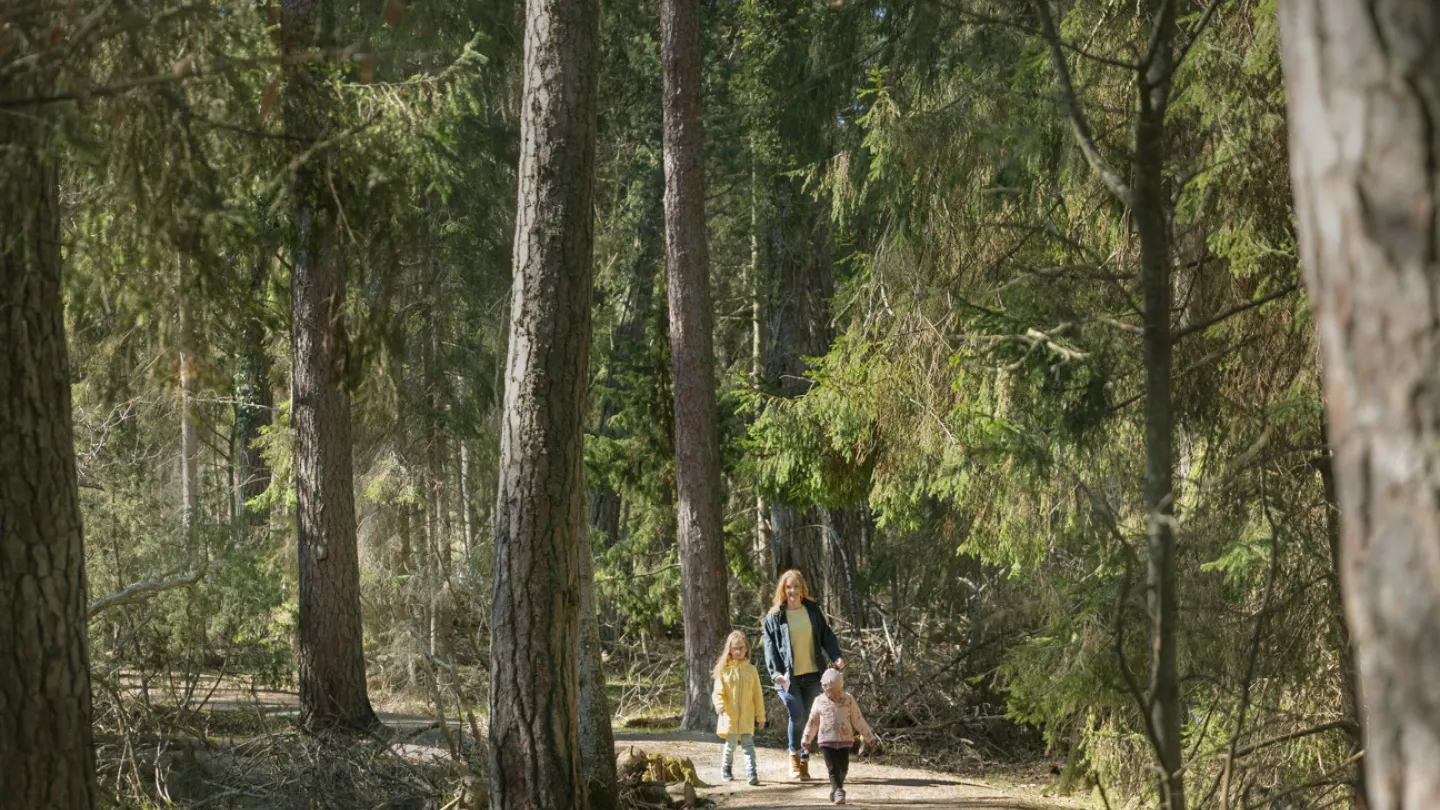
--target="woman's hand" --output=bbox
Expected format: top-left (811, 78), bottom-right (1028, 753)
top-left (834, 657), bottom-right (845, 670)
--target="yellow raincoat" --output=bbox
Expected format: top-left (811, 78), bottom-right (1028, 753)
top-left (712, 658), bottom-right (766, 738)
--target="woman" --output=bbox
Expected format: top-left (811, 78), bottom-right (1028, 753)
top-left (761, 569), bottom-right (845, 781)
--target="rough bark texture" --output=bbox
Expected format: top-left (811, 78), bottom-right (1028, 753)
top-left (662, 0), bottom-right (732, 733)
top-left (487, 0), bottom-right (598, 799)
top-left (1315, 437), bottom-right (1369, 808)
top-left (1279, 3), bottom-right (1440, 806)
top-left (578, 532), bottom-right (620, 810)
top-left (0, 74), bottom-right (100, 810)
top-left (282, 0), bottom-right (378, 732)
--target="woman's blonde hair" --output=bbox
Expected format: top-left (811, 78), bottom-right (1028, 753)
top-left (712, 630), bottom-right (751, 682)
top-left (768, 569), bottom-right (814, 615)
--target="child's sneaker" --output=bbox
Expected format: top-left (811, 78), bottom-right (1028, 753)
top-left (833, 787), bottom-right (846, 805)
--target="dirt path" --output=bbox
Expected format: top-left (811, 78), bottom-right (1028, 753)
top-left (615, 731), bottom-right (1090, 810)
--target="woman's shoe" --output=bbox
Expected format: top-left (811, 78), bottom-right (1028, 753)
top-left (835, 787), bottom-right (846, 805)
top-left (797, 756), bottom-right (811, 781)
top-left (789, 752), bottom-right (803, 779)
top-left (721, 768), bottom-right (733, 781)
top-left (747, 774), bottom-right (760, 786)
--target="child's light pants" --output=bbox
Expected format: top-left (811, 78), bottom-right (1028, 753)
top-left (721, 733), bottom-right (757, 779)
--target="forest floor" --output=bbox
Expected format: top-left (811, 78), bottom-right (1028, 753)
top-left (103, 673), bottom-right (1094, 809)
top-left (616, 730), bottom-right (1090, 810)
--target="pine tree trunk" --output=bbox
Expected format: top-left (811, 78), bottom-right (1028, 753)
top-left (179, 291), bottom-right (201, 548)
top-left (425, 276), bottom-right (453, 671)
top-left (0, 75), bottom-right (99, 810)
top-left (1127, 2), bottom-right (1185, 804)
top-left (282, 0), bottom-right (379, 733)
top-left (487, 0), bottom-right (598, 798)
top-left (662, 0), bottom-right (732, 732)
top-left (1134, 1), bottom-right (1183, 804)
top-left (578, 532), bottom-right (620, 810)
top-left (235, 260), bottom-right (272, 529)
top-left (1314, 427), bottom-right (1368, 808)
top-left (1279, 3), bottom-right (1440, 805)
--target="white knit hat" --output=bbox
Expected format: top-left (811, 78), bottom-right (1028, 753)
top-left (821, 667), bottom-right (843, 690)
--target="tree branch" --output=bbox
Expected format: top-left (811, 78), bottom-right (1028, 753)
top-left (1170, 0), bottom-right (1231, 79)
top-left (88, 563), bottom-right (207, 620)
top-left (1170, 284), bottom-right (1298, 344)
top-left (1030, 0), bottom-right (1135, 205)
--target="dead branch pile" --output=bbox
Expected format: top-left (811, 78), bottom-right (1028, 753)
top-left (92, 670), bottom-right (485, 810)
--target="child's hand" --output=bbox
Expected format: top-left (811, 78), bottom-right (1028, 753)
top-left (758, 719), bottom-right (765, 729)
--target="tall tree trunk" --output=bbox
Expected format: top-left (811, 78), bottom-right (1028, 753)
top-left (759, 178), bottom-right (837, 589)
top-left (1034, 0), bottom-right (1182, 804)
top-left (487, 0), bottom-right (598, 798)
top-left (460, 442), bottom-right (475, 564)
top-left (1314, 424), bottom-right (1368, 808)
top-left (282, 0), bottom-right (379, 732)
top-left (770, 504), bottom-right (824, 600)
top-left (179, 290), bottom-right (201, 549)
top-left (235, 259), bottom-right (273, 529)
top-left (578, 531), bottom-right (619, 810)
top-left (1279, 4), bottom-right (1440, 806)
top-left (662, 0), bottom-right (732, 732)
top-left (1135, 3), bottom-right (1182, 807)
top-left (425, 267), bottom-right (453, 671)
top-left (820, 506), bottom-right (863, 630)
top-left (0, 76), bottom-right (99, 810)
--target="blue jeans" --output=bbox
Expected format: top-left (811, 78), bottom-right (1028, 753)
top-left (721, 733), bottom-right (757, 779)
top-left (778, 671), bottom-right (823, 759)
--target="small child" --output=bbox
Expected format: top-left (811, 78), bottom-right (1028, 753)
top-left (712, 630), bottom-right (767, 785)
top-left (802, 667), bottom-right (878, 805)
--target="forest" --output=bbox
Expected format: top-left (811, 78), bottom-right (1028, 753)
top-left (3, 0), bottom-right (1436, 808)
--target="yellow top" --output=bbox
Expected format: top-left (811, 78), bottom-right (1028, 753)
top-left (787, 607), bottom-right (817, 676)
top-left (712, 659), bottom-right (766, 738)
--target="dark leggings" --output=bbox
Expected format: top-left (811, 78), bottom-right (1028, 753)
top-left (821, 746), bottom-right (851, 790)
top-left (779, 671), bottom-right (823, 758)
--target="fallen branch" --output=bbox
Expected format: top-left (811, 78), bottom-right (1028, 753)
top-left (89, 564), bottom-right (208, 620)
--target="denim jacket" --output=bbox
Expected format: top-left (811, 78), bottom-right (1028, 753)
top-left (761, 598), bottom-right (842, 685)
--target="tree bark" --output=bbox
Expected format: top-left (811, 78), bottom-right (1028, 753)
top-left (1279, 3), bottom-right (1440, 806)
top-left (0, 68), bottom-right (100, 809)
top-left (578, 530), bottom-right (620, 810)
top-left (662, 0), bottom-right (732, 732)
top-left (1134, 3), bottom-right (1183, 808)
top-left (487, 0), bottom-right (598, 798)
top-left (282, 0), bottom-right (379, 732)
top-left (1314, 431), bottom-right (1368, 809)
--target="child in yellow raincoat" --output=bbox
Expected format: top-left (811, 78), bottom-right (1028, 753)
top-left (712, 630), bottom-right (766, 785)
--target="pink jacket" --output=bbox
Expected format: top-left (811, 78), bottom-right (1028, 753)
top-left (802, 691), bottom-right (875, 748)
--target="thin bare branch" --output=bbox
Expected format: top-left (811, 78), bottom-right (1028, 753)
top-left (1030, 0), bottom-right (1135, 205)
top-left (1171, 284), bottom-right (1299, 344)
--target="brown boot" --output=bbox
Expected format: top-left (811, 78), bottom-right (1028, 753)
top-left (797, 755), bottom-right (811, 782)
top-left (789, 752), bottom-right (803, 780)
